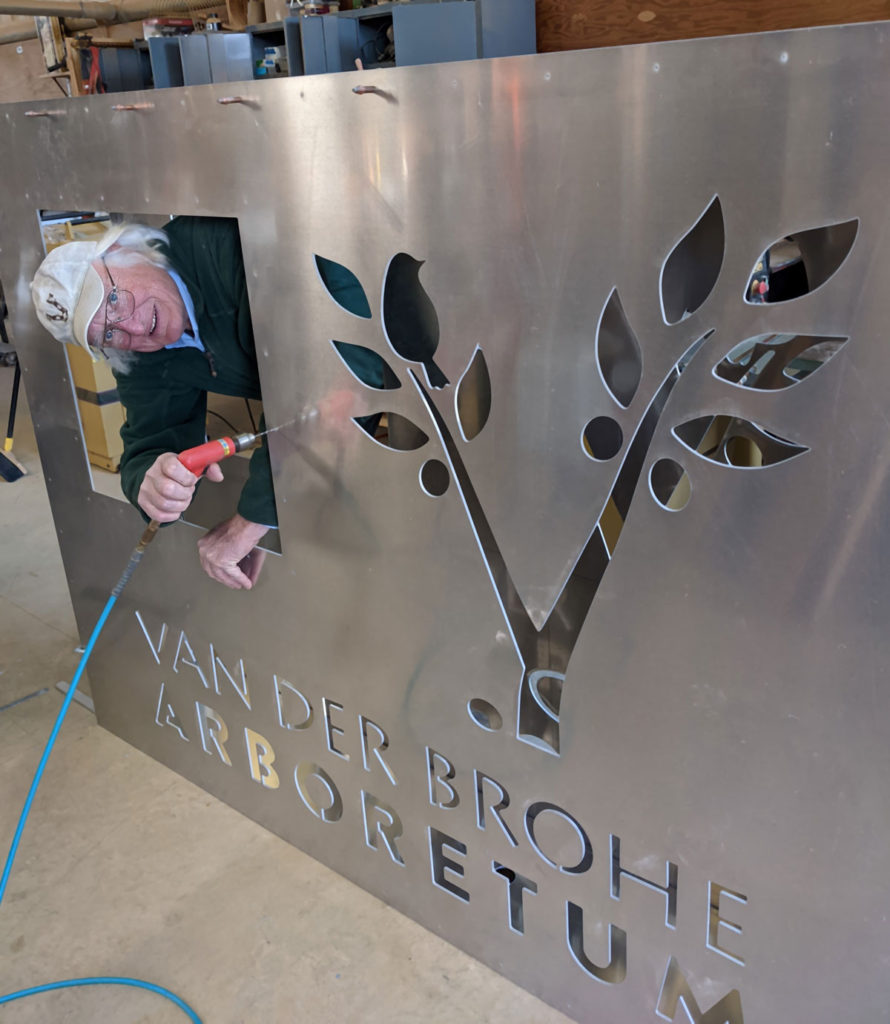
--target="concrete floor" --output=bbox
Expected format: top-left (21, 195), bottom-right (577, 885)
top-left (0, 362), bottom-right (572, 1024)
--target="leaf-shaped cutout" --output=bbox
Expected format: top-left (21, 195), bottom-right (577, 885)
top-left (744, 219), bottom-right (858, 304)
top-left (354, 411), bottom-right (428, 451)
top-left (673, 415), bottom-right (808, 467)
top-left (596, 288), bottom-right (642, 407)
top-left (650, 457), bottom-right (691, 511)
top-left (455, 347), bottom-right (491, 441)
top-left (315, 255), bottom-right (372, 318)
top-left (660, 195), bottom-right (725, 325)
top-left (382, 253), bottom-right (449, 389)
top-left (714, 334), bottom-right (847, 390)
top-left (331, 341), bottom-right (401, 390)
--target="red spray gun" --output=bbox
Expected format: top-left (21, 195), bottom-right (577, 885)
top-left (177, 416), bottom-right (294, 474)
top-left (177, 431), bottom-right (264, 475)
top-left (120, 424), bottom-right (288, 588)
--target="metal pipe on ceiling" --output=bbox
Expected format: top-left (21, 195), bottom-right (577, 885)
top-left (0, 17), bottom-right (103, 44)
top-left (0, 0), bottom-right (216, 23)
top-left (0, 1), bottom-right (109, 16)
top-left (0, 16), bottom-right (39, 42)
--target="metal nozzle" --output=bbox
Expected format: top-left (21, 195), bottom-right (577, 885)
top-left (232, 432), bottom-right (261, 453)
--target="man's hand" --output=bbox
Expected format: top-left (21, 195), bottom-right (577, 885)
top-left (197, 514), bottom-right (268, 590)
top-left (138, 452), bottom-right (224, 522)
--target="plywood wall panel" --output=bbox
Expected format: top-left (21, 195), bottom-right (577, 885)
top-left (536, 0), bottom-right (890, 51)
top-left (0, 37), bottom-right (61, 105)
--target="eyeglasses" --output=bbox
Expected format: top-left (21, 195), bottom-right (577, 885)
top-left (100, 258), bottom-right (136, 347)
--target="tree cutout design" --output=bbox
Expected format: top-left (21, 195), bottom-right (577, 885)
top-left (354, 411), bottom-right (429, 451)
top-left (315, 255), bottom-right (372, 318)
top-left (582, 416), bottom-right (624, 461)
top-left (456, 347), bottom-right (491, 441)
top-left (382, 253), bottom-right (448, 388)
top-left (650, 458), bottom-right (691, 511)
top-left (332, 341), bottom-right (402, 390)
top-left (420, 459), bottom-right (450, 497)
top-left (660, 195), bottom-right (725, 325)
top-left (597, 288), bottom-right (643, 407)
top-left (316, 205), bottom-right (853, 756)
top-left (714, 333), bottom-right (847, 390)
top-left (744, 219), bottom-right (859, 304)
top-left (673, 415), bottom-right (808, 467)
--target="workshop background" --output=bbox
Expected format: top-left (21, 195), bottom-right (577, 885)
top-left (0, 1), bottom-right (886, 1022)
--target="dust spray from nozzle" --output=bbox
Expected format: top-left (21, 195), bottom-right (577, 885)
top-left (177, 418), bottom-right (298, 476)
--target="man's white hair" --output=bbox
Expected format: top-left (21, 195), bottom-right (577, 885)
top-left (103, 222), bottom-right (171, 270)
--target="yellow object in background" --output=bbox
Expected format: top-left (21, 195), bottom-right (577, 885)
top-left (66, 343), bottom-right (125, 473)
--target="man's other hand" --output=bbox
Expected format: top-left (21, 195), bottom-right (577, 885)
top-left (138, 451), bottom-right (224, 522)
top-left (197, 514), bottom-right (269, 590)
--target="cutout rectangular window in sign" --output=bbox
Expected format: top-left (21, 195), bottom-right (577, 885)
top-left (35, 210), bottom-right (282, 556)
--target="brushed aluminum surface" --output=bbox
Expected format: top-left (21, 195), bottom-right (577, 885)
top-left (2, 23), bottom-right (890, 1020)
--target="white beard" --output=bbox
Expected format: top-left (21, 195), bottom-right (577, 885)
top-left (103, 348), bottom-right (137, 374)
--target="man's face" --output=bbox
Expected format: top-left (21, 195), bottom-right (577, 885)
top-left (86, 257), bottom-right (188, 352)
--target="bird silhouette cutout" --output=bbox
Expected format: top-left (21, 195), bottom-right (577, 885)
top-left (382, 253), bottom-right (449, 388)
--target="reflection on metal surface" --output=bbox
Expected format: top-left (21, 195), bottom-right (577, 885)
top-left (4, 22), bottom-right (890, 1021)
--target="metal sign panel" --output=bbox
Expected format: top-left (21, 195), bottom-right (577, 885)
top-left (2, 23), bottom-right (890, 1020)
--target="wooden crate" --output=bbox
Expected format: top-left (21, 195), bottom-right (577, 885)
top-left (76, 392), bottom-right (125, 471)
top-left (67, 343), bottom-right (125, 472)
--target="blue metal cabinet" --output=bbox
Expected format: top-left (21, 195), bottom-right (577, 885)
top-left (282, 18), bottom-right (305, 77)
top-left (207, 32), bottom-right (256, 84)
top-left (179, 33), bottom-right (213, 86)
top-left (477, 0), bottom-right (536, 60)
top-left (149, 1), bottom-right (535, 89)
top-left (147, 36), bottom-right (185, 89)
top-left (390, 2), bottom-right (477, 66)
top-left (97, 46), bottom-right (152, 92)
top-left (297, 0), bottom-right (531, 76)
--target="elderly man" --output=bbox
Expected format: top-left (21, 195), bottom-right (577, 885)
top-left (31, 216), bottom-right (355, 590)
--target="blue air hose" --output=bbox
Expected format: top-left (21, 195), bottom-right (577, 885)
top-left (0, 977), bottom-right (201, 1022)
top-left (0, 521), bottom-right (203, 1022)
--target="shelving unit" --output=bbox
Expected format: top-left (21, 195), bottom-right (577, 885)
top-left (151, 0), bottom-right (534, 89)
